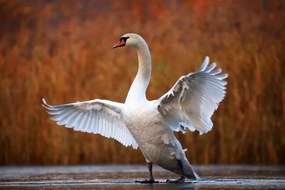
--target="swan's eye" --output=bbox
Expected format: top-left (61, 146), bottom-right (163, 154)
top-left (120, 37), bottom-right (129, 42)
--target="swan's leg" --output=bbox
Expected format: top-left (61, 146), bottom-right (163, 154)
top-left (135, 163), bottom-right (159, 183)
top-left (148, 162), bottom-right (155, 181)
top-left (166, 160), bottom-right (186, 184)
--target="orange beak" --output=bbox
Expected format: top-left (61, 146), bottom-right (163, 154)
top-left (113, 40), bottom-right (125, 49)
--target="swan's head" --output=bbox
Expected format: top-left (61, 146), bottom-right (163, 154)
top-left (113, 33), bottom-right (145, 49)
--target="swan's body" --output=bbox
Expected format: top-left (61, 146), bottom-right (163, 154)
top-left (43, 33), bottom-right (228, 183)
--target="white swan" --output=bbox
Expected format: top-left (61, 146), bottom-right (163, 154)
top-left (42, 33), bottom-right (228, 183)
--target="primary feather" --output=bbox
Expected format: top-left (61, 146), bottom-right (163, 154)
top-left (42, 98), bottom-right (138, 149)
top-left (157, 56), bottom-right (228, 134)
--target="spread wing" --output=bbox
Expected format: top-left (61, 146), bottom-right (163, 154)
top-left (157, 56), bottom-right (228, 134)
top-left (42, 98), bottom-right (138, 149)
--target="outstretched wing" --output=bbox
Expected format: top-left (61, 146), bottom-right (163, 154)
top-left (42, 98), bottom-right (138, 149)
top-left (157, 56), bottom-right (228, 134)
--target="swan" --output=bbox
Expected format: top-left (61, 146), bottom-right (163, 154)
top-left (42, 33), bottom-right (228, 183)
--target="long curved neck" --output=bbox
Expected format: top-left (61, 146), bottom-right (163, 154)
top-left (125, 42), bottom-right (151, 105)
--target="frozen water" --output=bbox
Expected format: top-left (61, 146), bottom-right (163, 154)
top-left (0, 165), bottom-right (284, 189)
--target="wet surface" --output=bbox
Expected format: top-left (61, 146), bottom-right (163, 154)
top-left (0, 165), bottom-right (284, 189)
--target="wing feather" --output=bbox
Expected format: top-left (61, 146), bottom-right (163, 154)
top-left (91, 112), bottom-right (97, 132)
top-left (42, 98), bottom-right (138, 149)
top-left (157, 56), bottom-right (228, 134)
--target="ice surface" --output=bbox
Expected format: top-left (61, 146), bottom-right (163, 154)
top-left (0, 165), bottom-right (284, 189)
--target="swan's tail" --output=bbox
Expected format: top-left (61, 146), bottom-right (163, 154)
top-left (181, 157), bottom-right (201, 180)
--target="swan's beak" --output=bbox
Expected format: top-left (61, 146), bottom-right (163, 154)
top-left (113, 40), bottom-right (125, 49)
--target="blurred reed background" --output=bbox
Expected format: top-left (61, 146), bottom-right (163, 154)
top-left (0, 0), bottom-right (284, 165)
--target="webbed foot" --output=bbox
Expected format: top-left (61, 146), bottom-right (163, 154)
top-left (135, 178), bottom-right (159, 184)
top-left (166, 176), bottom-right (185, 184)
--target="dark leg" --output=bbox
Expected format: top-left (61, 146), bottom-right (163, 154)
top-left (148, 163), bottom-right (155, 181)
top-left (166, 160), bottom-right (186, 184)
top-left (135, 163), bottom-right (159, 183)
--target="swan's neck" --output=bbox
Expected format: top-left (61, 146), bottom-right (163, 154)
top-left (125, 43), bottom-right (151, 105)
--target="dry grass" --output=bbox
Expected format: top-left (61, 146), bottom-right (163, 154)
top-left (0, 0), bottom-right (284, 165)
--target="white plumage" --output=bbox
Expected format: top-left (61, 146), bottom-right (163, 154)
top-left (42, 98), bottom-right (138, 149)
top-left (43, 33), bottom-right (228, 183)
top-left (157, 56), bottom-right (228, 134)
